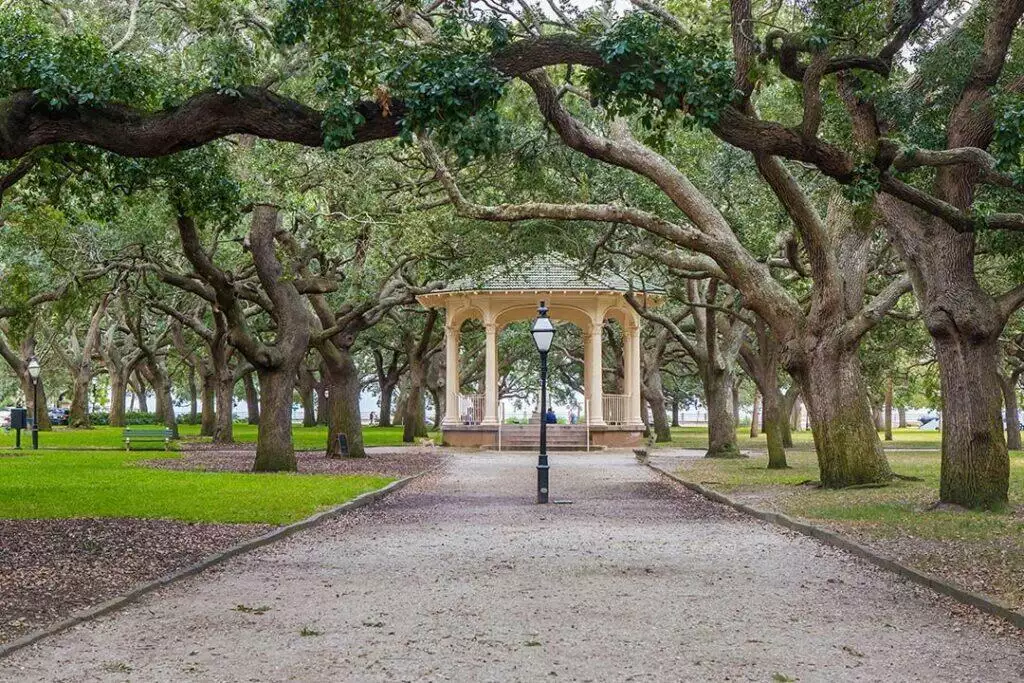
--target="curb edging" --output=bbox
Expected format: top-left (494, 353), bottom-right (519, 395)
top-left (0, 468), bottom-right (430, 659)
top-left (646, 461), bottom-right (1024, 631)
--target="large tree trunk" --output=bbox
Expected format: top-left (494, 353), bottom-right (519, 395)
top-left (402, 366), bottom-right (429, 443)
top-left (297, 365), bottom-right (316, 428)
top-left (791, 342), bottom-right (892, 488)
top-left (253, 367), bottom-right (297, 471)
top-left (704, 366), bottom-right (740, 458)
top-left (750, 391), bottom-right (760, 438)
top-left (200, 370), bottom-right (216, 437)
top-left (933, 331), bottom-right (1009, 508)
top-left (378, 385), bottom-right (394, 426)
top-left (316, 383), bottom-right (328, 426)
top-left (214, 372), bottom-right (235, 444)
top-left (1001, 373), bottom-right (1021, 451)
top-left (187, 368), bottom-right (198, 424)
top-left (68, 371), bottom-right (92, 428)
top-left (790, 398), bottom-right (802, 431)
top-left (644, 366), bottom-right (672, 443)
top-left (243, 372), bottom-right (260, 425)
top-left (429, 387), bottom-right (442, 429)
top-left (151, 373), bottom-right (179, 439)
top-left (671, 398), bottom-right (680, 427)
top-left (153, 386), bottom-right (166, 425)
top-left (780, 388), bottom-right (797, 447)
top-left (884, 378), bottom-right (894, 441)
top-left (898, 405), bottom-right (907, 429)
top-left (322, 348), bottom-right (365, 459)
top-left (731, 382), bottom-right (740, 427)
top-left (109, 370), bottom-right (127, 428)
top-left (132, 371), bottom-right (148, 413)
top-left (761, 385), bottom-right (788, 469)
top-left (878, 200), bottom-right (1009, 509)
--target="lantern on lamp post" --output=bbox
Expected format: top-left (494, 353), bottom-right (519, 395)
top-left (27, 356), bottom-right (40, 450)
top-left (531, 302), bottom-right (556, 504)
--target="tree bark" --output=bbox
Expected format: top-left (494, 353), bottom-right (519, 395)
top-left (68, 373), bottom-right (92, 428)
top-left (671, 398), bottom-right (680, 427)
top-left (316, 382), bottom-right (328, 426)
top-left (243, 371), bottom-right (260, 425)
top-left (780, 388), bottom-right (797, 447)
top-left (429, 387), bottom-right (442, 429)
top-left (705, 365), bottom-right (740, 458)
top-left (884, 377), bottom-right (894, 441)
top-left (898, 405), bottom-right (907, 429)
top-left (132, 370), bottom-right (148, 413)
top-left (402, 364), bottom-right (429, 443)
top-left (731, 381), bottom-right (740, 427)
top-left (750, 391), bottom-right (760, 438)
top-left (932, 331), bottom-right (1009, 508)
top-left (321, 346), bottom-right (365, 458)
top-left (253, 367), bottom-right (297, 471)
top-left (791, 342), bottom-right (892, 488)
top-left (148, 370), bottom-right (179, 438)
top-left (644, 365), bottom-right (673, 443)
top-left (214, 371), bottom-right (235, 444)
top-left (1001, 373), bottom-right (1021, 451)
top-left (109, 369), bottom-right (127, 427)
top-left (761, 383), bottom-right (788, 469)
top-left (297, 365), bottom-right (316, 428)
top-left (200, 370), bottom-right (216, 436)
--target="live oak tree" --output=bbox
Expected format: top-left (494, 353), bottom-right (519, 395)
top-left (6, 0), bottom-right (1023, 507)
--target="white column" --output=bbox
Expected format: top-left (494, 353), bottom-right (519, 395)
top-left (625, 320), bottom-right (643, 426)
top-left (443, 322), bottom-right (460, 426)
top-left (583, 326), bottom-right (592, 418)
top-left (588, 324), bottom-right (605, 426)
top-left (482, 321), bottom-right (499, 425)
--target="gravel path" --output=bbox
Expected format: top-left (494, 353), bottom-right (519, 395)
top-left (3, 452), bottom-right (1023, 682)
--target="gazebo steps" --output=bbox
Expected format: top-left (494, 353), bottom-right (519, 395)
top-left (490, 445), bottom-right (606, 452)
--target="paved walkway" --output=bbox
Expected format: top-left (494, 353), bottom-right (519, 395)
top-left (3, 453), bottom-right (1022, 682)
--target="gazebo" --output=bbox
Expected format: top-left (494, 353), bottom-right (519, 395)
top-left (416, 255), bottom-right (660, 449)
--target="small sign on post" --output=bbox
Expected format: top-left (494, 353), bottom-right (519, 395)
top-left (10, 408), bottom-right (26, 449)
top-left (337, 433), bottom-right (349, 458)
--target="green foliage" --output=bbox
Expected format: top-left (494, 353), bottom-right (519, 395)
top-left (0, 10), bottom-right (154, 107)
top-left (389, 50), bottom-right (509, 161)
top-left (88, 411), bottom-right (163, 426)
top-left (992, 93), bottom-right (1024, 181)
top-left (585, 12), bottom-right (736, 134)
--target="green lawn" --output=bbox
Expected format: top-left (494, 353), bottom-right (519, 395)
top-left (667, 426), bottom-right (1024, 607)
top-left (0, 424), bottom-right (438, 451)
top-left (0, 449), bottom-right (392, 524)
top-left (665, 424), bottom-right (944, 452)
top-left (0, 424), bottom-right (428, 524)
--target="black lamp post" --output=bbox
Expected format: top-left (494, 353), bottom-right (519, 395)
top-left (27, 356), bottom-right (40, 450)
top-left (531, 302), bottom-right (555, 504)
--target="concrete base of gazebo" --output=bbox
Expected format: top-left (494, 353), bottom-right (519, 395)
top-left (442, 424), bottom-right (644, 450)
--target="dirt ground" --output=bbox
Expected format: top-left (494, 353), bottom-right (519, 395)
top-left (2, 452), bottom-right (1022, 681)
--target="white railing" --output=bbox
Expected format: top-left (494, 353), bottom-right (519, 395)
top-left (459, 394), bottom-right (485, 425)
top-left (603, 394), bottom-right (628, 426)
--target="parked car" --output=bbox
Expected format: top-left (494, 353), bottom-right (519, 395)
top-left (48, 407), bottom-right (69, 426)
top-left (0, 409), bottom-right (10, 429)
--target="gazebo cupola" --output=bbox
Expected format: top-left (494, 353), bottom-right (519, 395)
top-left (416, 254), bottom-right (661, 449)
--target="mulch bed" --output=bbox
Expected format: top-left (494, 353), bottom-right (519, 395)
top-left (0, 518), bottom-right (269, 645)
top-left (144, 446), bottom-right (447, 478)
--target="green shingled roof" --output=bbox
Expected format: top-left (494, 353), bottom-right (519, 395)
top-left (444, 254), bottom-right (657, 293)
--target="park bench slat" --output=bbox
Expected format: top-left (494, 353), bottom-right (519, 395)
top-left (123, 427), bottom-right (172, 451)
